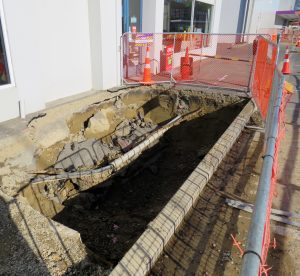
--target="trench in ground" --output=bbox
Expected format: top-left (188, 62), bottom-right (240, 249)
top-left (20, 89), bottom-right (247, 270)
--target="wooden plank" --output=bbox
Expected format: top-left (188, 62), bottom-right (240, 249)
top-left (226, 198), bottom-right (300, 228)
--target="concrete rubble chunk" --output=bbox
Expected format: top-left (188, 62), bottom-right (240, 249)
top-left (36, 120), bottom-right (70, 148)
top-left (85, 110), bottom-right (110, 137)
top-left (115, 120), bottom-right (132, 138)
top-left (0, 166), bottom-right (11, 176)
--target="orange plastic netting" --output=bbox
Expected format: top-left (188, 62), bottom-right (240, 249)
top-left (251, 37), bottom-right (278, 119)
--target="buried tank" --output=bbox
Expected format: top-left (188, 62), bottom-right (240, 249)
top-left (19, 88), bottom-right (248, 270)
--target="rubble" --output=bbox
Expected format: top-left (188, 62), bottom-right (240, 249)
top-left (35, 120), bottom-right (70, 148)
top-left (55, 139), bottom-right (113, 171)
top-left (84, 111), bottom-right (110, 137)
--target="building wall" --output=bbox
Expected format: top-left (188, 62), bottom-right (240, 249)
top-left (0, 0), bottom-right (124, 123)
top-left (0, 0), bottom-right (224, 123)
top-left (211, 0), bottom-right (222, 33)
top-left (248, 0), bottom-right (296, 33)
top-left (218, 0), bottom-right (242, 33)
top-left (88, 0), bottom-right (122, 90)
top-left (279, 0), bottom-right (295, 11)
top-left (0, 0), bottom-right (92, 120)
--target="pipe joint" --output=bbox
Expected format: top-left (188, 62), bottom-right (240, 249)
top-left (242, 250), bottom-right (262, 264)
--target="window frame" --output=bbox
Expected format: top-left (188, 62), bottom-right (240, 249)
top-left (164, 0), bottom-right (213, 33)
top-left (0, 0), bottom-right (15, 90)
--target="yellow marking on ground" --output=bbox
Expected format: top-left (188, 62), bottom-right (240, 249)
top-left (285, 81), bottom-right (294, 94)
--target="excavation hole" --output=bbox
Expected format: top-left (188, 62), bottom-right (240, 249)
top-left (20, 88), bottom-right (247, 270)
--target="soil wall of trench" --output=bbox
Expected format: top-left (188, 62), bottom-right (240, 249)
top-left (0, 86), bottom-right (249, 274)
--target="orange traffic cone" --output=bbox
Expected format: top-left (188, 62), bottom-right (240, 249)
top-left (141, 46), bottom-right (152, 85)
top-left (282, 46), bottom-right (291, 75)
top-left (181, 47), bottom-right (192, 80)
top-left (296, 36), bottom-right (300, 47)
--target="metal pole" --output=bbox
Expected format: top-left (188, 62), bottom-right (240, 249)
top-left (120, 34), bottom-right (124, 86)
top-left (190, 0), bottom-right (195, 32)
top-left (170, 34), bottom-right (176, 84)
top-left (240, 74), bottom-right (286, 276)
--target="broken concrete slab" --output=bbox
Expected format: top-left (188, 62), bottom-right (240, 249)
top-left (114, 120), bottom-right (132, 138)
top-left (35, 120), bottom-right (70, 148)
top-left (0, 190), bottom-right (91, 275)
top-left (84, 110), bottom-right (110, 138)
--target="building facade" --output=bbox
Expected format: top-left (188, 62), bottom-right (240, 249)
top-left (1, 0), bottom-right (297, 123)
top-left (219, 0), bottom-right (298, 35)
top-left (0, 0), bottom-right (225, 123)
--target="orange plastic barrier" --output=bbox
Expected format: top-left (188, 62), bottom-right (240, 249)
top-left (251, 37), bottom-right (278, 119)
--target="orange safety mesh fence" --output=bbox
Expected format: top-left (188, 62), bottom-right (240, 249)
top-left (250, 36), bottom-right (277, 119)
top-left (259, 75), bottom-right (292, 275)
top-left (121, 33), bottom-right (270, 91)
top-left (122, 33), bottom-right (176, 84)
top-left (280, 28), bottom-right (300, 44)
top-left (258, 28), bottom-right (280, 43)
top-left (172, 34), bottom-right (259, 90)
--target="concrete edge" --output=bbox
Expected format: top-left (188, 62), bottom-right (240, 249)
top-left (110, 100), bottom-right (255, 276)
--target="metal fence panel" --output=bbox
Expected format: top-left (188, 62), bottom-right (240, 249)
top-left (250, 36), bottom-right (278, 119)
top-left (172, 34), bottom-right (259, 91)
top-left (121, 32), bottom-right (271, 92)
top-left (122, 33), bottom-right (176, 85)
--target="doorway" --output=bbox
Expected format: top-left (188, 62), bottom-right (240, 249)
top-left (122, 0), bottom-right (143, 33)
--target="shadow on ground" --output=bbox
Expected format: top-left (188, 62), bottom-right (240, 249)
top-left (150, 128), bottom-right (264, 276)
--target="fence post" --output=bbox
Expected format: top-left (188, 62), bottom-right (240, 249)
top-left (170, 34), bottom-right (177, 84)
top-left (120, 34), bottom-right (124, 86)
top-left (240, 74), bottom-right (286, 276)
top-left (264, 35), bottom-right (281, 144)
top-left (247, 35), bottom-right (259, 96)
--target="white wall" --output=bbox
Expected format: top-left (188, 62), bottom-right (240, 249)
top-left (142, 0), bottom-right (164, 33)
top-left (40, 1), bottom-right (92, 103)
top-left (0, 0), bottom-right (92, 122)
top-left (211, 0), bottom-right (222, 33)
top-left (279, 0), bottom-right (295, 10)
top-left (248, 0), bottom-right (296, 33)
top-left (219, 0), bottom-right (241, 33)
top-left (88, 0), bottom-right (122, 90)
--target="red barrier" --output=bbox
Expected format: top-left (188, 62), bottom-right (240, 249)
top-left (251, 37), bottom-right (278, 119)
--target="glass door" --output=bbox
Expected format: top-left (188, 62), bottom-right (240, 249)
top-left (122, 0), bottom-right (143, 33)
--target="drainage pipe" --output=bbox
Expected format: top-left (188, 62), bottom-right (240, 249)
top-left (30, 115), bottom-right (182, 186)
top-left (240, 74), bottom-right (285, 276)
top-left (110, 115), bottom-right (181, 171)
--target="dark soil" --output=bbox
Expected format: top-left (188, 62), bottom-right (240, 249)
top-left (53, 102), bottom-right (245, 270)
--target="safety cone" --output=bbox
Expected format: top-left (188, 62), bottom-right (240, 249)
top-left (296, 36), bottom-right (300, 47)
top-left (141, 46), bottom-right (153, 85)
top-left (271, 34), bottom-right (277, 43)
top-left (282, 46), bottom-right (291, 75)
top-left (181, 47), bottom-right (192, 80)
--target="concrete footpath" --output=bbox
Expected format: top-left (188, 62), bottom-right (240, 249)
top-left (270, 46), bottom-right (300, 274)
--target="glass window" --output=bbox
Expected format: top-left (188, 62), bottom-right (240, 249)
top-left (163, 0), bottom-right (212, 33)
top-left (129, 0), bottom-right (141, 32)
top-left (164, 0), bottom-right (192, 32)
top-left (193, 1), bottom-right (212, 33)
top-left (122, 0), bottom-right (142, 33)
top-left (0, 17), bottom-right (10, 85)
